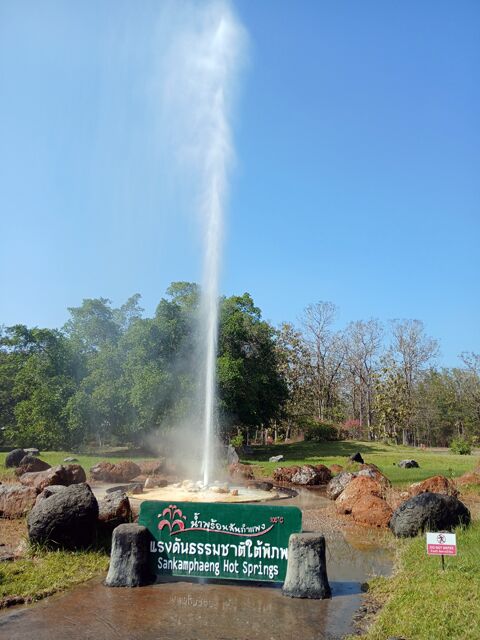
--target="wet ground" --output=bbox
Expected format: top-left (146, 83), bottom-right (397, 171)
top-left (0, 490), bottom-right (393, 640)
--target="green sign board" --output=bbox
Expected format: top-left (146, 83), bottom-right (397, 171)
top-left (138, 500), bottom-right (302, 583)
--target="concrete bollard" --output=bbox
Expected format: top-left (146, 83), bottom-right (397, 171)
top-left (105, 523), bottom-right (153, 587)
top-left (282, 533), bottom-right (331, 599)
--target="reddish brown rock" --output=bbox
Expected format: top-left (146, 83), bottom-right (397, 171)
top-left (18, 464), bottom-right (87, 492)
top-left (329, 464), bottom-right (344, 474)
top-left (112, 461), bottom-right (141, 482)
top-left (351, 494), bottom-right (393, 528)
top-left (273, 466), bottom-right (300, 482)
top-left (456, 472), bottom-right (480, 485)
top-left (326, 471), bottom-right (355, 500)
top-left (409, 475), bottom-right (458, 498)
top-left (0, 483), bottom-right (38, 518)
top-left (137, 460), bottom-right (165, 476)
top-left (362, 462), bottom-right (380, 471)
top-left (228, 463), bottom-right (255, 481)
top-left (290, 464), bottom-right (332, 486)
top-left (387, 490), bottom-right (410, 511)
top-left (358, 464), bottom-right (392, 490)
top-left (98, 490), bottom-right (132, 530)
top-left (14, 455), bottom-right (51, 476)
top-left (19, 466), bottom-right (71, 492)
top-left (313, 464), bottom-right (333, 484)
top-left (90, 461), bottom-right (142, 483)
top-left (65, 464), bottom-right (87, 484)
top-left (89, 461), bottom-right (116, 482)
top-left (335, 476), bottom-right (385, 515)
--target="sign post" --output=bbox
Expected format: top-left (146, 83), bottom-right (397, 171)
top-left (426, 532), bottom-right (457, 571)
top-left (138, 500), bottom-right (302, 583)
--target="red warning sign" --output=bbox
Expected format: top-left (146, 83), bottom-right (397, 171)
top-left (426, 532), bottom-right (457, 556)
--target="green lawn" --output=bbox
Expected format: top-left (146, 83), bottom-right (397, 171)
top-left (0, 450), bottom-right (155, 482)
top-left (243, 440), bottom-right (479, 485)
top-left (0, 547), bottom-right (109, 608)
top-left (1, 441), bottom-right (478, 486)
top-left (352, 521), bottom-right (480, 640)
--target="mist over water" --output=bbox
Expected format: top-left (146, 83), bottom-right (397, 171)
top-left (157, 1), bottom-right (247, 484)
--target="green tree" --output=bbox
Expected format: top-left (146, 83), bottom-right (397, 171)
top-left (113, 293), bottom-right (144, 332)
top-left (66, 344), bottom-right (128, 446)
top-left (415, 368), bottom-right (480, 446)
top-left (64, 298), bottom-right (120, 354)
top-left (2, 326), bottom-right (79, 448)
top-left (0, 325), bottom-right (28, 440)
top-left (118, 285), bottom-right (199, 438)
top-left (217, 293), bottom-right (287, 436)
top-left (63, 296), bottom-right (136, 445)
top-left (460, 352), bottom-right (480, 427)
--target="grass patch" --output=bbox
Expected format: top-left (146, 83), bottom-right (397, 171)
top-left (0, 546), bottom-right (109, 608)
top-left (354, 521), bottom-right (480, 640)
top-left (244, 440), bottom-right (479, 486)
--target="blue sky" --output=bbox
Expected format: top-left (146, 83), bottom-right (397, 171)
top-left (0, 0), bottom-right (478, 366)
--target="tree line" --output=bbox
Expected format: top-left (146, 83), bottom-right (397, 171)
top-left (277, 302), bottom-right (479, 448)
top-left (0, 283), bottom-right (285, 449)
top-left (0, 284), bottom-right (478, 449)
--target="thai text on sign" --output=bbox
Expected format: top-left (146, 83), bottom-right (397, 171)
top-left (138, 500), bottom-right (302, 583)
top-left (426, 532), bottom-right (457, 556)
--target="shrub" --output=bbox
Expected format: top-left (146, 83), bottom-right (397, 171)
top-left (230, 434), bottom-right (244, 449)
top-left (450, 438), bottom-right (472, 455)
top-left (300, 418), bottom-right (338, 442)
